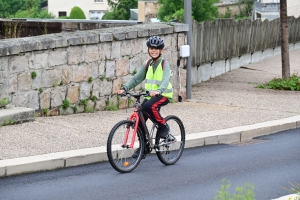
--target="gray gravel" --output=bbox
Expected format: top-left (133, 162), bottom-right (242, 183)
top-left (1, 49), bottom-right (300, 160)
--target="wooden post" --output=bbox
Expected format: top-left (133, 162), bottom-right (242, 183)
top-left (280, 0), bottom-right (290, 78)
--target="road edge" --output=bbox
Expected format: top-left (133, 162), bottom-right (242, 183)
top-left (1, 115), bottom-right (300, 177)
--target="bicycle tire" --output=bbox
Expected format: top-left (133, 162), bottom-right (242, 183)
top-left (155, 115), bottom-right (185, 165)
top-left (107, 120), bottom-right (144, 173)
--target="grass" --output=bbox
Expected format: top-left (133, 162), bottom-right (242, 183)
top-left (1, 118), bottom-right (15, 126)
top-left (31, 71), bottom-right (37, 79)
top-left (0, 97), bottom-right (9, 108)
top-left (53, 80), bottom-right (60, 87)
top-left (283, 182), bottom-right (300, 195)
top-left (62, 99), bottom-right (70, 110)
top-left (72, 106), bottom-right (78, 113)
top-left (84, 106), bottom-right (91, 113)
top-left (79, 98), bottom-right (89, 106)
top-left (43, 108), bottom-right (49, 115)
top-left (257, 74), bottom-right (300, 91)
top-left (100, 75), bottom-right (105, 81)
top-left (90, 95), bottom-right (97, 102)
top-left (214, 179), bottom-right (255, 200)
top-left (105, 100), bottom-right (119, 111)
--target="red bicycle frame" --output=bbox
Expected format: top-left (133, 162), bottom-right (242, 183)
top-left (123, 107), bottom-right (140, 148)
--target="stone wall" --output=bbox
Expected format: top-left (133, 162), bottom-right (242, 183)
top-left (0, 23), bottom-right (188, 116)
top-left (0, 19), bottom-right (143, 39)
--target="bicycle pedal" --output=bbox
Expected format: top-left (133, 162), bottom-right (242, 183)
top-left (160, 141), bottom-right (170, 145)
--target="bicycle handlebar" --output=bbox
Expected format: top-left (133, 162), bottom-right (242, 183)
top-left (119, 91), bottom-right (161, 98)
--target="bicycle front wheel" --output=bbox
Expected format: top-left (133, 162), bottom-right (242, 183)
top-left (107, 120), bottom-right (144, 173)
top-left (156, 115), bottom-right (185, 165)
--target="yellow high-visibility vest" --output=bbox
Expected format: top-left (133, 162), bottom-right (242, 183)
top-left (144, 60), bottom-right (173, 99)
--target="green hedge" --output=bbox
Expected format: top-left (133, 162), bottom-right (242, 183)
top-left (69, 6), bottom-right (86, 19)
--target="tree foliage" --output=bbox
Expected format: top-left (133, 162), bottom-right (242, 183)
top-left (102, 0), bottom-right (138, 20)
top-left (157, 0), bottom-right (219, 23)
top-left (69, 6), bottom-right (86, 19)
top-left (102, 11), bottom-right (116, 20)
top-left (12, 7), bottom-right (54, 18)
top-left (24, 0), bottom-right (40, 10)
top-left (234, 0), bottom-right (254, 20)
top-left (0, 0), bottom-right (26, 18)
top-left (1, 0), bottom-right (54, 19)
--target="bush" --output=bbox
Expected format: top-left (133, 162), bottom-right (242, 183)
top-left (102, 11), bottom-right (116, 20)
top-left (58, 16), bottom-right (69, 19)
top-left (257, 74), bottom-right (300, 91)
top-left (69, 6), bottom-right (86, 19)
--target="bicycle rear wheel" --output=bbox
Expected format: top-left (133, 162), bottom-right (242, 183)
top-left (156, 115), bottom-right (185, 165)
top-left (107, 120), bottom-right (144, 173)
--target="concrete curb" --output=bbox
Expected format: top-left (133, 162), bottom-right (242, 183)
top-left (272, 194), bottom-right (300, 200)
top-left (0, 107), bottom-right (35, 125)
top-left (1, 115), bottom-right (300, 177)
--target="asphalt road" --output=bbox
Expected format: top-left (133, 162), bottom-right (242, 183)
top-left (0, 129), bottom-right (300, 200)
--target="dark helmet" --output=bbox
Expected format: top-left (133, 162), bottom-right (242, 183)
top-left (146, 36), bottom-right (165, 49)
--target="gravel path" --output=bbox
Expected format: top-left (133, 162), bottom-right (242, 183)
top-left (1, 48), bottom-right (300, 160)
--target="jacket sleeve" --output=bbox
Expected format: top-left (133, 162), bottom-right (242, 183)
top-left (122, 61), bottom-right (147, 91)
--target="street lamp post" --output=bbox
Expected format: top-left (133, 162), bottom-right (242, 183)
top-left (184, 0), bottom-right (192, 100)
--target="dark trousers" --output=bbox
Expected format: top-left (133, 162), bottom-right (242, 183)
top-left (138, 96), bottom-right (169, 138)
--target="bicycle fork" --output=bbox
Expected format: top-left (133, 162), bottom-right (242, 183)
top-left (123, 110), bottom-right (140, 149)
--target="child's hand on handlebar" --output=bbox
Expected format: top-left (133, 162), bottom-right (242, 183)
top-left (118, 89), bottom-right (125, 95)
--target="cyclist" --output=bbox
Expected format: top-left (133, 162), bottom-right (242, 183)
top-left (118, 36), bottom-right (173, 158)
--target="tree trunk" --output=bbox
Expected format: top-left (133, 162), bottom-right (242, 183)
top-left (280, 0), bottom-right (290, 79)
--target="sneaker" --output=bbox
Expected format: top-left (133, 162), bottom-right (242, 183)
top-left (157, 123), bottom-right (170, 138)
top-left (164, 134), bottom-right (175, 141)
top-left (132, 148), bottom-right (146, 159)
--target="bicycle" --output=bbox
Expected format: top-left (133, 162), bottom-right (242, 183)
top-left (106, 91), bottom-right (186, 173)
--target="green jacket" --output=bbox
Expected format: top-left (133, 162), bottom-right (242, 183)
top-left (122, 57), bottom-right (172, 96)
